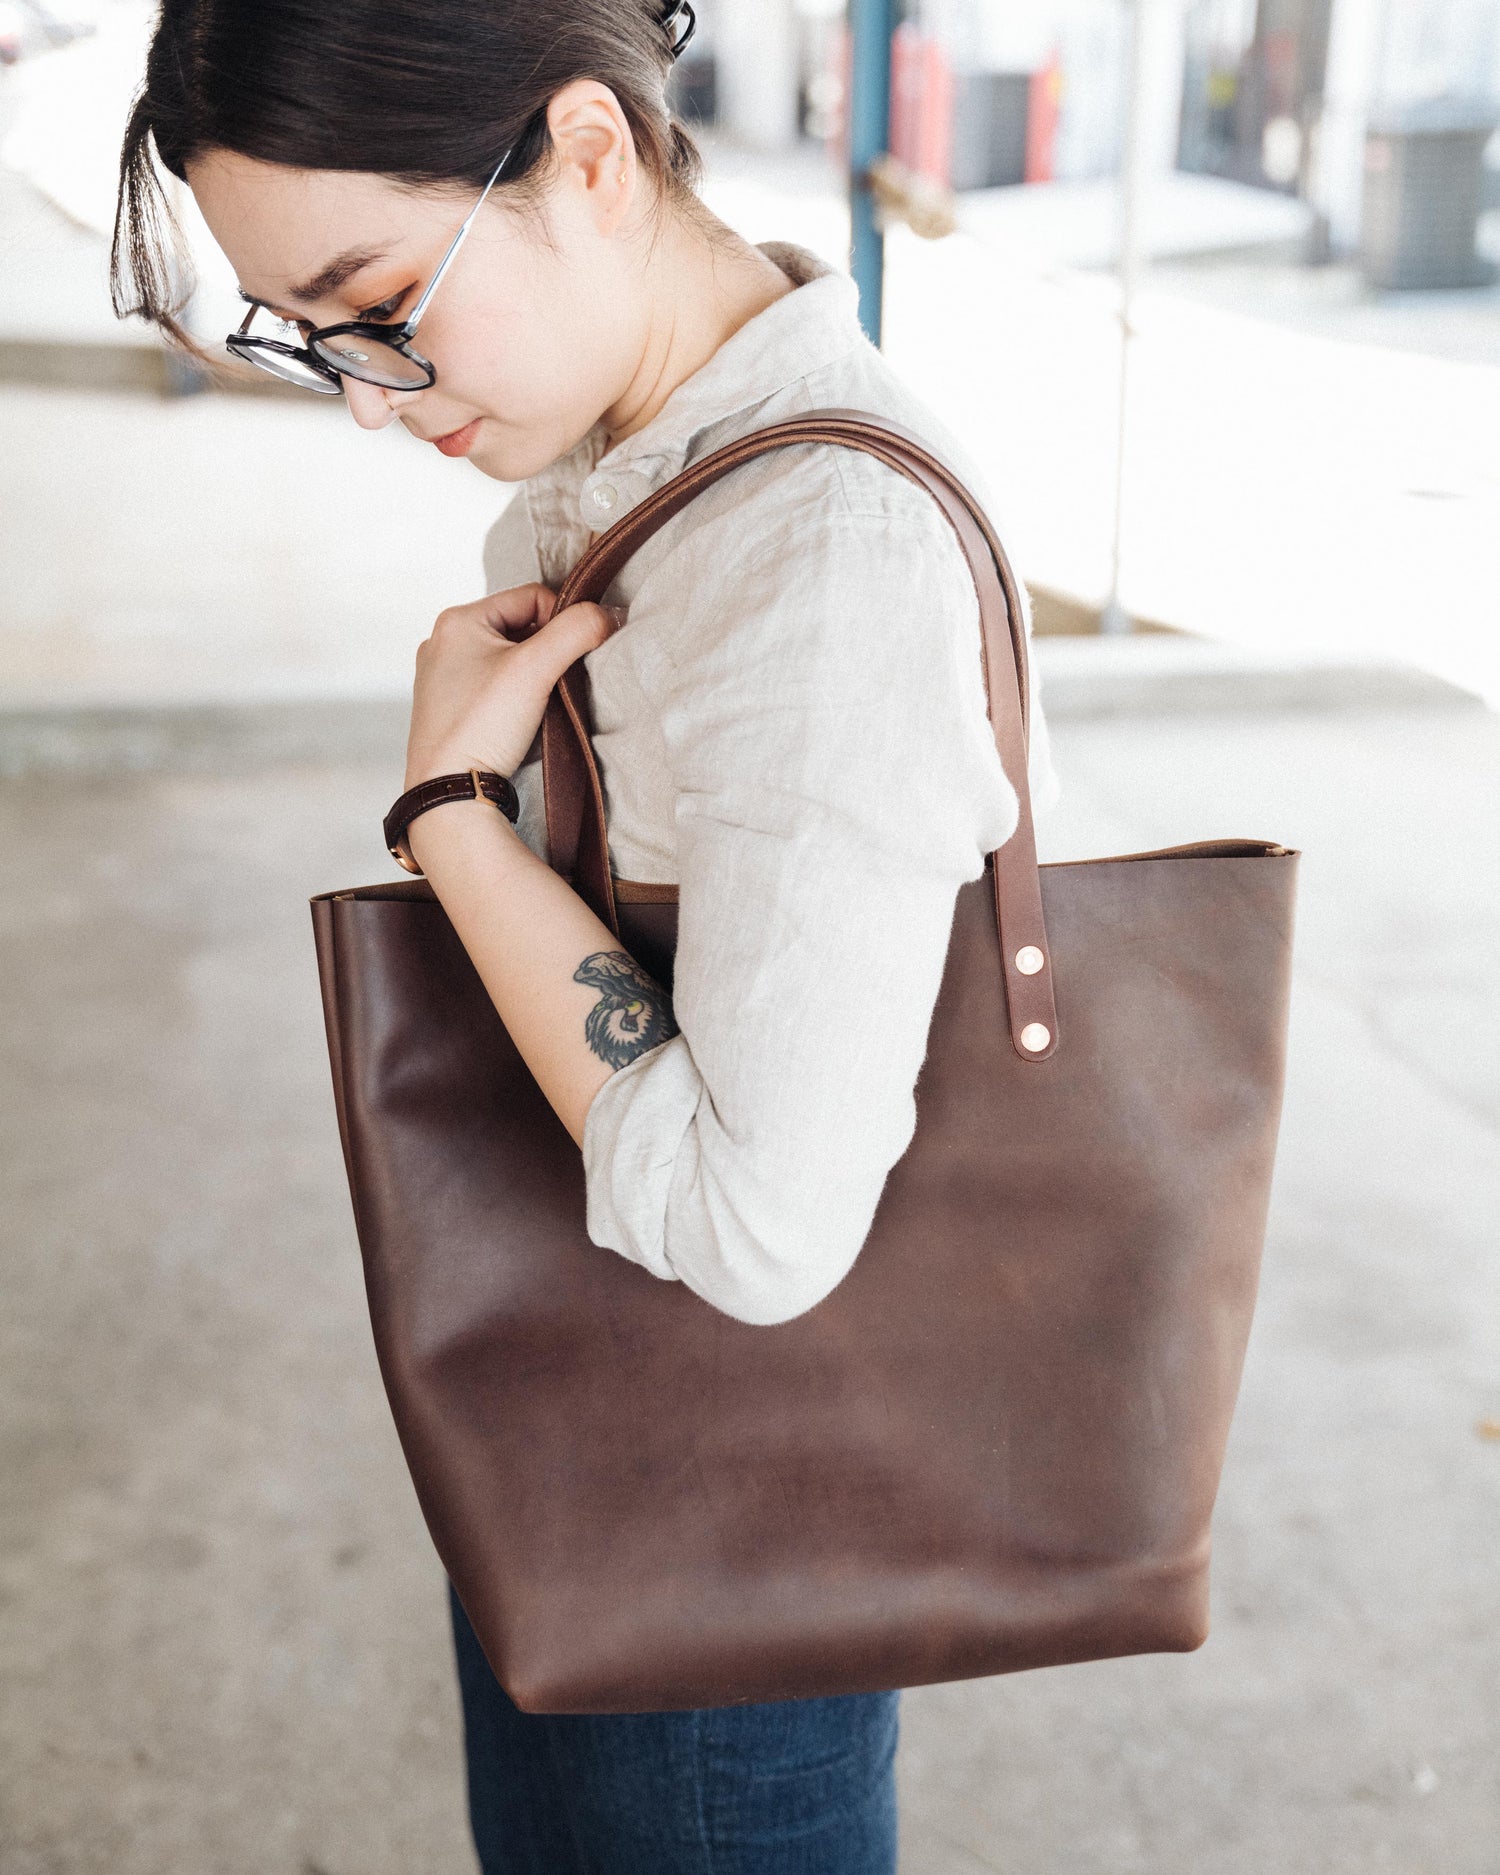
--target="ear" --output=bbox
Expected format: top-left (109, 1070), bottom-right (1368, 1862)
top-left (545, 79), bottom-right (638, 236)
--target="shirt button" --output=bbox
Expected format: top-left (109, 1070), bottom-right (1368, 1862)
top-left (591, 483), bottom-right (618, 512)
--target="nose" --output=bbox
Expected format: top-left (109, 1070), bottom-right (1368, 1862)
top-left (342, 375), bottom-right (416, 431)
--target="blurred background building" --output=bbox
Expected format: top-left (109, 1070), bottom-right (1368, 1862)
top-left (3, 5), bottom-right (1498, 1872)
top-left (680, 0), bottom-right (1500, 270)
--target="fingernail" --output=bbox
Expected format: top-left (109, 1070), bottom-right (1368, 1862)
top-left (605, 605), bottom-right (627, 630)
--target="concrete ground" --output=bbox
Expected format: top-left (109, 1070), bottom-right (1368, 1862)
top-left (2, 694), bottom-right (1497, 1874)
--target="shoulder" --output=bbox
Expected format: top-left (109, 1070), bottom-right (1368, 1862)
top-left (634, 408), bottom-right (987, 687)
top-left (646, 338), bottom-right (1009, 620)
top-left (720, 321), bottom-right (998, 514)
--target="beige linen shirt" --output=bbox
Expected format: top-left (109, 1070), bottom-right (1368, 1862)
top-left (482, 241), bottom-right (1060, 1326)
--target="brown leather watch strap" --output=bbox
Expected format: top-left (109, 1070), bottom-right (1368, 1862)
top-left (384, 768), bottom-right (520, 876)
top-left (541, 409), bottom-right (1060, 1064)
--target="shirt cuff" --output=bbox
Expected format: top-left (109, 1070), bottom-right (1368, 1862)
top-left (580, 1035), bottom-right (700, 1283)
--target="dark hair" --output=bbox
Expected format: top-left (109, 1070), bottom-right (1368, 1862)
top-left (111, 0), bottom-right (705, 357)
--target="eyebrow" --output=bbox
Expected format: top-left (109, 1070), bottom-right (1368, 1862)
top-left (237, 245), bottom-right (394, 315)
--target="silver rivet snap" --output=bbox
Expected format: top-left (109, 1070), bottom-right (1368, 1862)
top-left (1020, 1022), bottom-right (1051, 1053)
top-left (591, 483), bottom-right (618, 511)
top-left (1015, 945), bottom-right (1045, 975)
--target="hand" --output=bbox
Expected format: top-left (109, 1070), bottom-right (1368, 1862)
top-left (405, 583), bottom-right (624, 789)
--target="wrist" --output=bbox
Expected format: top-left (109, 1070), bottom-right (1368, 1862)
top-left (404, 750), bottom-right (490, 793)
top-left (385, 767), bottom-right (521, 876)
top-left (407, 791), bottom-right (526, 877)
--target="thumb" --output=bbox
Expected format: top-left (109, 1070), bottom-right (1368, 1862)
top-left (526, 601), bottom-right (626, 679)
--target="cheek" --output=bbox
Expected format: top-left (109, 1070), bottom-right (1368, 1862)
top-left (447, 285), bottom-right (637, 470)
top-left (437, 278), bottom-right (586, 413)
top-left (422, 298), bottom-right (532, 410)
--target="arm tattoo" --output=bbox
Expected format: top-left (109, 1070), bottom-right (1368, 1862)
top-left (573, 951), bottom-right (679, 1070)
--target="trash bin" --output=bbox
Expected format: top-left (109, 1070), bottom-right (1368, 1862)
top-left (1360, 100), bottom-right (1499, 289)
top-left (951, 70), bottom-right (1031, 191)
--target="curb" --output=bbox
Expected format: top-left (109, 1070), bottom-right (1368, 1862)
top-left (1, 641), bottom-right (1485, 781)
top-left (1031, 634), bottom-right (1488, 719)
top-left (0, 698), bottom-right (410, 781)
top-left (0, 336), bottom-right (321, 399)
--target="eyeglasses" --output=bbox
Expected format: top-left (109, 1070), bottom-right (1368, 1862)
top-left (226, 144), bottom-right (517, 396)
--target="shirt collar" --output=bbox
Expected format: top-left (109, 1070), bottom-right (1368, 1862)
top-left (594, 243), bottom-right (866, 481)
top-left (530, 243), bottom-right (868, 539)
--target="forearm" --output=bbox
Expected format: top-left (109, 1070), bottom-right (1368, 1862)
top-left (407, 798), bottom-right (674, 1145)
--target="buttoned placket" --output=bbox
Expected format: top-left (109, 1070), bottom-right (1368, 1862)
top-left (578, 463), bottom-right (662, 533)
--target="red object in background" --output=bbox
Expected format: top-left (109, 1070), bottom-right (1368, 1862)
top-left (828, 20), bottom-right (957, 188)
top-left (891, 22), bottom-right (955, 188)
top-left (890, 23), bottom-right (920, 168)
top-left (825, 22), bottom-right (851, 166)
top-left (1026, 50), bottom-right (1062, 183)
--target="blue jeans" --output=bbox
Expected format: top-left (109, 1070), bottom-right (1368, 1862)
top-left (449, 1585), bottom-right (900, 1874)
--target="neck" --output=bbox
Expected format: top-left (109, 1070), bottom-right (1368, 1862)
top-left (600, 211), bottom-right (794, 449)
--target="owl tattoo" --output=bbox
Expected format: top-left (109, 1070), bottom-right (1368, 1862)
top-left (573, 951), bottom-right (679, 1070)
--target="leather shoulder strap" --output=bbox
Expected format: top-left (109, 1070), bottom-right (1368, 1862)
top-left (542, 408), bottom-right (1058, 1062)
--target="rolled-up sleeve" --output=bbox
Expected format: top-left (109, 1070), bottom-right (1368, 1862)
top-left (581, 496), bottom-right (1051, 1326)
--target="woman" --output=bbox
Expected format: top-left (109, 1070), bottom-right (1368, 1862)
top-left (113, 1), bottom-right (1059, 1867)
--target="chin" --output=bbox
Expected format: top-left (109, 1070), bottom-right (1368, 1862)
top-left (464, 443), bottom-right (515, 483)
top-left (467, 429), bottom-right (559, 485)
top-left (477, 407), bottom-right (612, 486)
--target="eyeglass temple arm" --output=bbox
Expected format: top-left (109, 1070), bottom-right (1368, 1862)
top-left (403, 147), bottom-right (514, 335)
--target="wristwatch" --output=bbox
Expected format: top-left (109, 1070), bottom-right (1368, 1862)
top-left (383, 768), bottom-right (521, 876)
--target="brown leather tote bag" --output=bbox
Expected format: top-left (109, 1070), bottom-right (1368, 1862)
top-left (311, 411), bottom-right (1298, 1715)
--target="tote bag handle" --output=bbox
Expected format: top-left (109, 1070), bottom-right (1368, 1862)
top-left (539, 409), bottom-right (1059, 1062)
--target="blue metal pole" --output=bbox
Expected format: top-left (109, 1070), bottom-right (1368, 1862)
top-left (848, 0), bottom-right (896, 344)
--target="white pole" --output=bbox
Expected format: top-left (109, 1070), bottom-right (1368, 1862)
top-left (1316, 0), bottom-right (1386, 254)
top-left (716, 0), bottom-right (801, 150)
top-left (1100, 0), bottom-right (1152, 636)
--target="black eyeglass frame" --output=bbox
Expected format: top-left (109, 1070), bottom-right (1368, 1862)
top-left (225, 140), bottom-right (520, 396)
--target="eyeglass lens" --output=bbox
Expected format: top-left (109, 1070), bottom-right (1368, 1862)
top-left (229, 326), bottom-right (432, 394)
top-left (308, 331), bottom-right (431, 390)
top-left (232, 341), bottom-right (342, 394)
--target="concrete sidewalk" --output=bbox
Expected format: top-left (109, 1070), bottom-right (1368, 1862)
top-left (2, 695), bottom-right (1496, 1874)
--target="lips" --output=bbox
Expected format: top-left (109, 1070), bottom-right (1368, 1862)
top-left (431, 418), bottom-right (482, 458)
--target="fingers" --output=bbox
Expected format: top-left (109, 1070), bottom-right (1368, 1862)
top-left (520, 602), bottom-right (626, 681)
top-left (467, 582), bottom-right (558, 641)
top-left (422, 595), bottom-right (625, 698)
